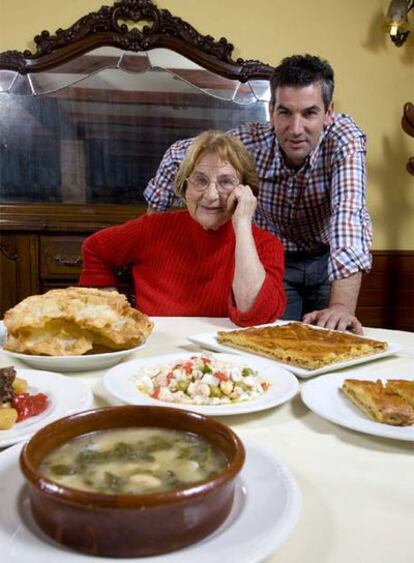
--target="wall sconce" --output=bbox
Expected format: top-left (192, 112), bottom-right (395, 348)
top-left (386, 0), bottom-right (413, 46)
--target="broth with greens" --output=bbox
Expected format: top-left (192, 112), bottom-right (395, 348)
top-left (39, 427), bottom-right (227, 494)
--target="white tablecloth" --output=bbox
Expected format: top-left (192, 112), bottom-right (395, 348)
top-left (1, 317), bottom-right (413, 563)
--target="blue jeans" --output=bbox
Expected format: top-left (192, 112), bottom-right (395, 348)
top-left (282, 250), bottom-right (331, 321)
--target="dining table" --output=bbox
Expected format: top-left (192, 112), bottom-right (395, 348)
top-left (0, 316), bottom-right (413, 563)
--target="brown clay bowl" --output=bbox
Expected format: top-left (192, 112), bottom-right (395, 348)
top-left (20, 405), bottom-right (245, 557)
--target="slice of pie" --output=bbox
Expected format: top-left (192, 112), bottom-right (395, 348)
top-left (216, 322), bottom-right (388, 370)
top-left (385, 379), bottom-right (414, 409)
top-left (341, 379), bottom-right (414, 426)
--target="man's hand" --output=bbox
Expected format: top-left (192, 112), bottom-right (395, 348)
top-left (303, 303), bottom-right (363, 334)
top-left (302, 272), bottom-right (364, 334)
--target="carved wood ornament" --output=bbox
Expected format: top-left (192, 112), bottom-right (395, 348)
top-left (0, 0), bottom-right (273, 81)
top-left (402, 102), bottom-right (414, 175)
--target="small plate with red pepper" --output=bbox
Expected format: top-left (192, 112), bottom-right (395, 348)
top-left (0, 367), bottom-right (93, 448)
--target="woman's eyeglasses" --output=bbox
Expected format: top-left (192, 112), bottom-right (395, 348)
top-left (187, 173), bottom-right (239, 193)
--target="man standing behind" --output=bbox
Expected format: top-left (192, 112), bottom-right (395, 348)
top-left (144, 55), bottom-right (372, 334)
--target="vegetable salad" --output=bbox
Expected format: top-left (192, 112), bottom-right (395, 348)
top-left (136, 355), bottom-right (270, 405)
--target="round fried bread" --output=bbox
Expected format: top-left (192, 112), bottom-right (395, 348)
top-left (4, 287), bottom-right (153, 356)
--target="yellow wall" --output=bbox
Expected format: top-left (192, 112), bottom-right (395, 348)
top-left (1, 0), bottom-right (413, 249)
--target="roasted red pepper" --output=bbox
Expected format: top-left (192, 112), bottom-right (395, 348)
top-left (214, 371), bottom-right (229, 381)
top-left (11, 392), bottom-right (48, 422)
top-left (182, 361), bottom-right (193, 374)
top-left (151, 386), bottom-right (161, 399)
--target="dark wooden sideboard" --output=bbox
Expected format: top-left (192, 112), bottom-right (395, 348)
top-left (356, 250), bottom-right (413, 331)
top-left (1, 203), bottom-right (413, 331)
top-left (0, 203), bottom-right (145, 313)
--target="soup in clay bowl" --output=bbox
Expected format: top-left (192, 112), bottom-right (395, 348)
top-left (19, 405), bottom-right (245, 557)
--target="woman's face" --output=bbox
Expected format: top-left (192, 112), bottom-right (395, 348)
top-left (185, 152), bottom-right (239, 231)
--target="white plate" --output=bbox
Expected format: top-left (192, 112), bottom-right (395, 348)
top-left (0, 439), bottom-right (300, 563)
top-left (187, 327), bottom-right (402, 378)
top-left (0, 321), bottom-right (146, 372)
top-left (103, 352), bottom-right (299, 416)
top-left (301, 372), bottom-right (414, 441)
top-left (0, 368), bottom-right (94, 448)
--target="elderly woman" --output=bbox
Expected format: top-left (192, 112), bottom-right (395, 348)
top-left (79, 130), bottom-right (286, 326)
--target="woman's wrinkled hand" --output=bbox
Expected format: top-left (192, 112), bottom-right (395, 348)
top-left (226, 184), bottom-right (257, 229)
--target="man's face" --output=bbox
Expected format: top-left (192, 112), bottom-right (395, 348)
top-left (269, 83), bottom-right (333, 169)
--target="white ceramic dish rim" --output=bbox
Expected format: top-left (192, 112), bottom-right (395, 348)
top-left (187, 322), bottom-right (402, 378)
top-left (103, 352), bottom-right (299, 416)
top-left (0, 320), bottom-right (146, 372)
top-left (301, 372), bottom-right (414, 441)
top-left (0, 367), bottom-right (94, 448)
top-left (0, 439), bottom-right (301, 563)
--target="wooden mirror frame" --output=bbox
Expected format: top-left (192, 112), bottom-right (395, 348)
top-left (0, 0), bottom-right (273, 81)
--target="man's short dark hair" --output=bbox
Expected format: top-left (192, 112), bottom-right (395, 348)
top-left (270, 54), bottom-right (334, 111)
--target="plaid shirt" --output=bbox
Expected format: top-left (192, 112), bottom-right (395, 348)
top-left (143, 114), bottom-right (372, 281)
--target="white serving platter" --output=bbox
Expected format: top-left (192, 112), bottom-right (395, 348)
top-left (103, 352), bottom-right (299, 416)
top-left (0, 440), bottom-right (300, 562)
top-left (187, 325), bottom-right (401, 378)
top-left (301, 372), bottom-right (414, 441)
top-left (0, 321), bottom-right (146, 372)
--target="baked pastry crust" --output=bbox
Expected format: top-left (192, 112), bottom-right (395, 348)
top-left (216, 322), bottom-right (387, 370)
top-left (385, 379), bottom-right (414, 409)
top-left (4, 287), bottom-right (153, 356)
top-left (341, 379), bottom-right (414, 426)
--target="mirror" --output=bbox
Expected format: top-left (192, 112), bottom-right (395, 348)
top-left (0, 0), bottom-right (273, 206)
top-left (0, 0), bottom-right (274, 317)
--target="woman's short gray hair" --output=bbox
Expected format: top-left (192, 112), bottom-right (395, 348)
top-left (174, 130), bottom-right (260, 198)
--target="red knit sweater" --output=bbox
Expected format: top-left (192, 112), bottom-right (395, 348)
top-left (80, 211), bottom-right (286, 326)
